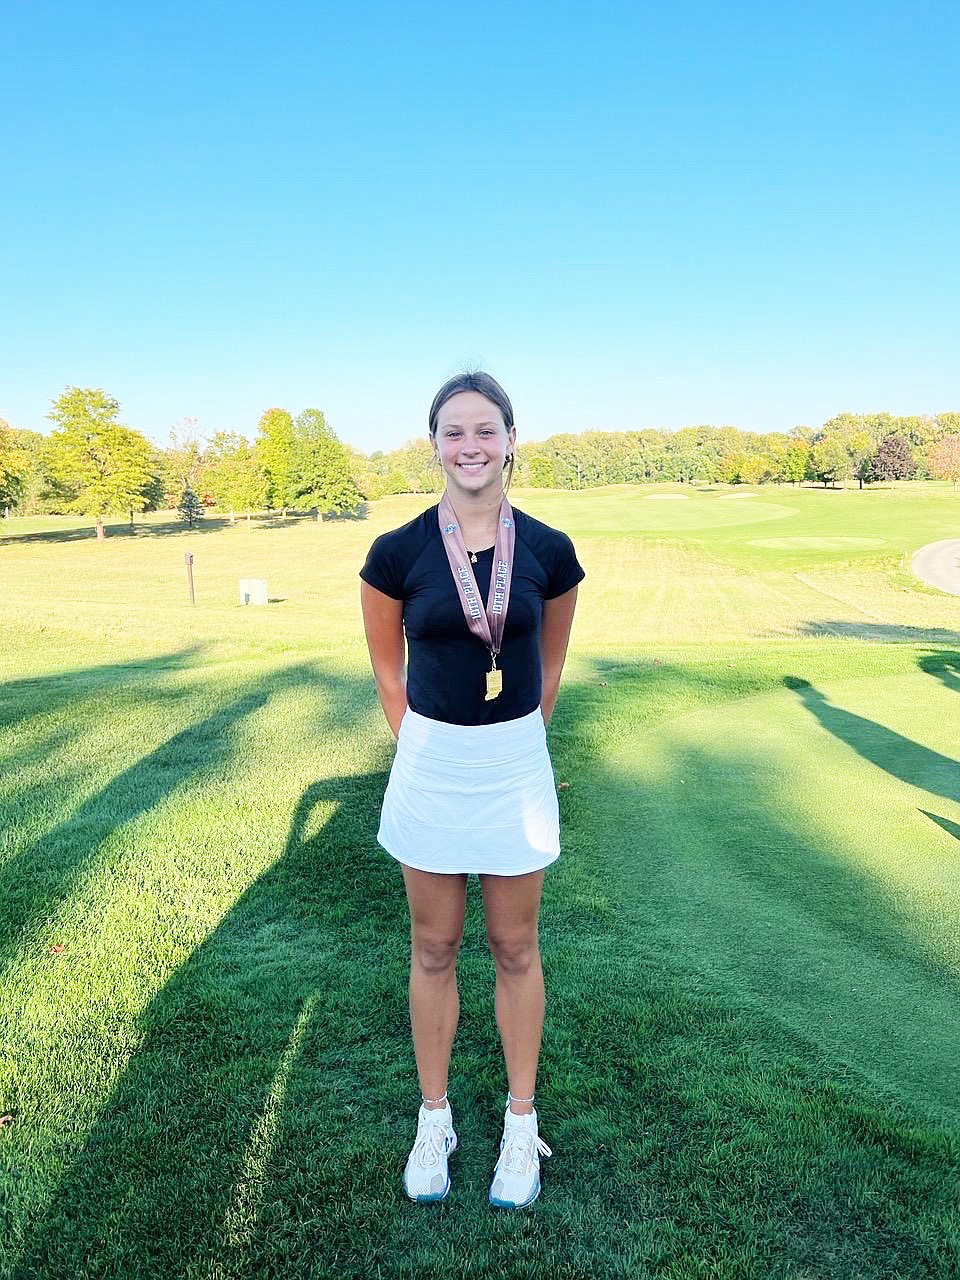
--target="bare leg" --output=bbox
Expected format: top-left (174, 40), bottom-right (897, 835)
top-left (480, 870), bottom-right (545, 1116)
top-left (401, 866), bottom-right (467, 1109)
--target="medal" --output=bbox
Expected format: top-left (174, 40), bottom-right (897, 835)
top-left (438, 493), bottom-right (516, 702)
top-left (485, 659), bottom-right (503, 701)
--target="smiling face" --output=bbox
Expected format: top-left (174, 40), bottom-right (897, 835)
top-left (433, 390), bottom-right (517, 500)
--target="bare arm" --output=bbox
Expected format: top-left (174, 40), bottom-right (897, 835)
top-left (540, 584), bottom-right (579, 725)
top-left (360, 580), bottom-right (407, 738)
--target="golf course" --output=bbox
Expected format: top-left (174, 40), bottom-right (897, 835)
top-left (2, 481), bottom-right (959, 1279)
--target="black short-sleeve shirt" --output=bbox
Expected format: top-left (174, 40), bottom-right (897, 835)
top-left (360, 503), bottom-right (585, 725)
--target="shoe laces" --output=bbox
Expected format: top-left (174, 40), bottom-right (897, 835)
top-left (499, 1126), bottom-right (553, 1176)
top-left (410, 1115), bottom-right (452, 1170)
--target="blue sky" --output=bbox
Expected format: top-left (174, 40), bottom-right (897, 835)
top-left (2, 0), bottom-right (958, 452)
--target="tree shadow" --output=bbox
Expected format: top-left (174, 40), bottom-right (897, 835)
top-left (798, 620), bottom-right (960, 644)
top-left (0, 509), bottom-right (367, 546)
top-left (9, 760), bottom-right (407, 1279)
top-left (918, 649), bottom-right (960, 695)
top-left (1, 646), bottom-right (211, 893)
top-left (0, 646), bottom-right (206, 733)
top-left (783, 676), bottom-right (959, 809)
top-left (0, 658), bottom-right (373, 977)
top-left (921, 811), bottom-right (960, 843)
top-left (0, 519), bottom-right (233, 545)
top-left (549, 658), bottom-right (960, 1203)
top-left (7, 658), bottom-right (960, 1278)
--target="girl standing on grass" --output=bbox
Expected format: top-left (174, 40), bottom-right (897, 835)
top-left (359, 371), bottom-right (583, 1209)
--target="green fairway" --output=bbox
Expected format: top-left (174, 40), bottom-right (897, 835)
top-left (1, 486), bottom-right (959, 1279)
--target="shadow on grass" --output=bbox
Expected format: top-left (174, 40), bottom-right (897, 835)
top-left (0, 518), bottom-right (234, 544)
top-left (918, 648), bottom-right (960, 694)
top-left (9, 764), bottom-right (406, 1279)
top-left (787, 647), bottom-right (960, 880)
top-left (0, 508), bottom-right (369, 546)
top-left (799, 620), bottom-right (960, 644)
top-left (921, 811), bottom-right (960, 843)
top-left (783, 675), bottom-right (959, 809)
top-left (0, 645), bottom-right (206, 733)
top-left (0, 645), bottom-right (211, 885)
top-left (0, 657), bottom-right (372, 978)
top-left (7, 658), bottom-right (960, 1278)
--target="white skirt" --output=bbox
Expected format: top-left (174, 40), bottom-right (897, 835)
top-left (377, 707), bottom-right (561, 876)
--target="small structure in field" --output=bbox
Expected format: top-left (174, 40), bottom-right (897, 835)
top-left (240, 578), bottom-right (268, 605)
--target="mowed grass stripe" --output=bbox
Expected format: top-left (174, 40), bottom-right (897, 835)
top-left (1, 493), bottom-right (958, 1277)
top-left (3, 484), bottom-right (960, 678)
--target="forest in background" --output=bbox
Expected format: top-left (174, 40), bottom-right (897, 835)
top-left (2, 390), bottom-right (959, 537)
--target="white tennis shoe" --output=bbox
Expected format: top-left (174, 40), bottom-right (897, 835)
top-left (488, 1103), bottom-right (553, 1209)
top-left (402, 1101), bottom-right (458, 1203)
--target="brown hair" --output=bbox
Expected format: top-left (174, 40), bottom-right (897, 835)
top-left (428, 370), bottom-right (516, 492)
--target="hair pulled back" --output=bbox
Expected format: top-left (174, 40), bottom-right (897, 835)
top-left (428, 370), bottom-right (516, 492)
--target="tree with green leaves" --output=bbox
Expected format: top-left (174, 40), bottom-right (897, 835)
top-left (16, 428), bottom-right (70, 514)
top-left (0, 419), bottom-right (32, 513)
top-left (257, 408), bottom-right (297, 512)
top-left (374, 437), bottom-right (435, 493)
top-left (202, 431), bottom-right (268, 523)
top-left (847, 430), bottom-right (874, 487)
top-left (780, 440), bottom-right (809, 486)
top-left (343, 443), bottom-right (380, 500)
top-left (162, 420), bottom-right (204, 507)
top-left (44, 387), bottom-right (154, 540)
top-left (808, 435), bottom-right (853, 488)
top-left (140, 452), bottom-right (168, 515)
top-left (526, 455), bottom-right (560, 487)
top-left (738, 454), bottom-right (768, 485)
top-left (178, 486), bottom-right (205, 528)
top-left (292, 408), bottom-right (362, 517)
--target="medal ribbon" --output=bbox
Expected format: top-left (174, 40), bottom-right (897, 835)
top-left (437, 492), bottom-right (516, 660)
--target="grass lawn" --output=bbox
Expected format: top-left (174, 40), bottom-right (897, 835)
top-left (1, 484), bottom-right (959, 1279)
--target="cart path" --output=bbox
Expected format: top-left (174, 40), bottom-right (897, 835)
top-left (912, 539), bottom-right (960, 596)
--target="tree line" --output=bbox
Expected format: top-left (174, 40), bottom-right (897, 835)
top-left (356, 412), bottom-right (960, 494)
top-left (0, 388), bottom-right (363, 539)
top-left (2, 392), bottom-right (959, 538)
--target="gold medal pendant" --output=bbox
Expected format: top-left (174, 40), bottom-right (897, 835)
top-left (485, 662), bottom-right (503, 701)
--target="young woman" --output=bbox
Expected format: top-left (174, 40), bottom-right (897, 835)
top-left (359, 371), bottom-right (583, 1209)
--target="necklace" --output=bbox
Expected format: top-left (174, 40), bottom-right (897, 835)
top-left (465, 533), bottom-right (496, 564)
top-left (466, 544), bottom-right (495, 563)
top-left (454, 505), bottom-right (499, 565)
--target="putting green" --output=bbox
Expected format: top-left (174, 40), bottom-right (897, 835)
top-left (601, 665), bottom-right (960, 1123)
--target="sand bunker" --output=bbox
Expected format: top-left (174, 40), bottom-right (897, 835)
top-left (747, 536), bottom-right (886, 550)
top-left (643, 493), bottom-right (689, 500)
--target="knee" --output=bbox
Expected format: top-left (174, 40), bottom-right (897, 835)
top-left (412, 933), bottom-right (462, 976)
top-left (487, 934), bottom-right (539, 976)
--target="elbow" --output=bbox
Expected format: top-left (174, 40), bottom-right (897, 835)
top-left (374, 671), bottom-right (405, 698)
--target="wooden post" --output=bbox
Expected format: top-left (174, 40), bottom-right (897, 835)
top-left (184, 552), bottom-right (196, 605)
